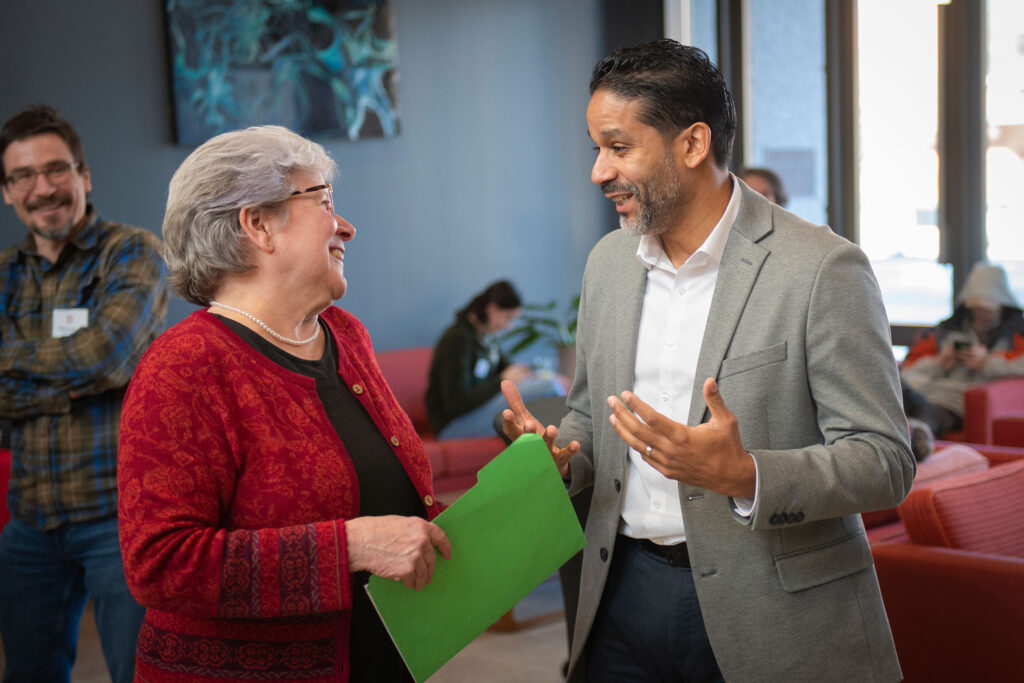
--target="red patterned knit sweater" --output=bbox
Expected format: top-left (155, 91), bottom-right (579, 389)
top-left (118, 308), bottom-right (441, 682)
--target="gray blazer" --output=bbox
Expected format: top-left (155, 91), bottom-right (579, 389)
top-left (559, 182), bottom-right (914, 682)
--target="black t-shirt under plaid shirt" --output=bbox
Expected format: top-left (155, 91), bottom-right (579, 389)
top-left (0, 206), bottom-right (169, 530)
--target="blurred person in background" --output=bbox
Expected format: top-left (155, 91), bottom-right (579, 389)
top-left (902, 261), bottom-right (1024, 440)
top-left (0, 104), bottom-right (166, 683)
top-left (739, 166), bottom-right (788, 207)
top-left (427, 279), bottom-right (564, 439)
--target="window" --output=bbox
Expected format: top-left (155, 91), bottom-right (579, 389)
top-left (665, 0), bottom-right (718, 63)
top-left (857, 0), bottom-right (952, 324)
top-left (745, 0), bottom-right (828, 226)
top-left (984, 0), bottom-right (1024, 306)
top-left (673, 0), bottom-right (1005, 324)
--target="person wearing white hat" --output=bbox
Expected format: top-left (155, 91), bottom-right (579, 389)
top-left (902, 262), bottom-right (1024, 445)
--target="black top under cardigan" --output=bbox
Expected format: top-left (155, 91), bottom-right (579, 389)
top-left (425, 314), bottom-right (509, 434)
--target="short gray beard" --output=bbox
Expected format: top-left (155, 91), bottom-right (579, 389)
top-left (618, 155), bottom-right (683, 237)
top-left (31, 222), bottom-right (75, 243)
top-left (619, 203), bottom-right (671, 236)
top-left (26, 192), bottom-right (78, 243)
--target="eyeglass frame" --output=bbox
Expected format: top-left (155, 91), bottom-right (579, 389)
top-left (3, 161), bottom-right (82, 192)
top-left (283, 183), bottom-right (334, 217)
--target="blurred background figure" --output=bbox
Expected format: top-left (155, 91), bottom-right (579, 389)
top-left (0, 104), bottom-right (166, 683)
top-left (427, 280), bottom-right (565, 439)
top-left (902, 262), bottom-right (1024, 442)
top-left (739, 166), bottom-right (788, 207)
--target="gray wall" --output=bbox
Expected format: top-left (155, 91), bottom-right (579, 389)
top-left (0, 0), bottom-right (607, 351)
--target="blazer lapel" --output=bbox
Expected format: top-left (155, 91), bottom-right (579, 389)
top-left (688, 186), bottom-right (772, 426)
top-left (617, 250), bottom-right (648, 391)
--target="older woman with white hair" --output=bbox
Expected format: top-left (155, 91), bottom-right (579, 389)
top-left (117, 125), bottom-right (450, 682)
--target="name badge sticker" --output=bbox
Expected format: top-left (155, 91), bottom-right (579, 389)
top-left (473, 357), bottom-right (492, 379)
top-left (52, 308), bottom-right (89, 338)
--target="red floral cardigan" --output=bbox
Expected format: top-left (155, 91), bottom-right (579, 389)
top-left (118, 307), bottom-right (441, 682)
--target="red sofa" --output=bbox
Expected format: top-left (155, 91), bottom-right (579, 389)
top-left (943, 378), bottom-right (1024, 446)
top-left (374, 347), bottom-right (506, 494)
top-left (864, 441), bottom-right (1024, 681)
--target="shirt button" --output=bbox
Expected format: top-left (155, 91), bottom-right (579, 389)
top-left (352, 384), bottom-right (364, 395)
top-left (660, 392), bottom-right (670, 402)
top-left (600, 548), bottom-right (609, 561)
top-left (677, 287), bottom-right (686, 295)
top-left (424, 494), bottom-right (434, 507)
top-left (666, 339), bottom-right (675, 347)
top-left (390, 436), bottom-right (400, 447)
top-left (653, 500), bottom-right (663, 510)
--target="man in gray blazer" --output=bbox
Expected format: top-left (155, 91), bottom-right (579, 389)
top-left (502, 40), bottom-right (914, 682)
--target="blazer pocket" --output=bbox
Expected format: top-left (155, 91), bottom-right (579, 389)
top-left (719, 341), bottom-right (787, 380)
top-left (774, 531), bottom-right (874, 593)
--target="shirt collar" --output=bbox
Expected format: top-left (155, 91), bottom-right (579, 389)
top-left (636, 175), bottom-right (742, 270)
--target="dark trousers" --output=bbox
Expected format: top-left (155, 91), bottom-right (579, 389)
top-left (586, 535), bottom-right (723, 682)
top-left (902, 383), bottom-right (962, 437)
top-left (0, 516), bottom-right (144, 683)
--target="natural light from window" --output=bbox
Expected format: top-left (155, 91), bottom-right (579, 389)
top-left (858, 0), bottom-right (952, 324)
top-left (984, 0), bottom-right (1024, 307)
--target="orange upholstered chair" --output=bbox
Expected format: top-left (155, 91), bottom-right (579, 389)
top-left (872, 458), bottom-right (1024, 681)
top-left (872, 542), bottom-right (1024, 682)
top-left (861, 443), bottom-right (989, 543)
top-left (956, 378), bottom-right (1024, 446)
top-left (898, 459), bottom-right (1024, 557)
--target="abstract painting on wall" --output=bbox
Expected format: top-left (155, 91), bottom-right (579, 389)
top-left (165, 0), bottom-right (399, 145)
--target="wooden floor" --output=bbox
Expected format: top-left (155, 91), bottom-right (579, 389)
top-left (1, 579), bottom-right (570, 683)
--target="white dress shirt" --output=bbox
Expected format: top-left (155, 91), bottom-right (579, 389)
top-left (619, 177), bottom-right (744, 545)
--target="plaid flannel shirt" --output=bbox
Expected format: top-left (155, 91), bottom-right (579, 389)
top-left (0, 206), bottom-right (169, 530)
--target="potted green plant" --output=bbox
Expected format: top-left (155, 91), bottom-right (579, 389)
top-left (501, 295), bottom-right (580, 380)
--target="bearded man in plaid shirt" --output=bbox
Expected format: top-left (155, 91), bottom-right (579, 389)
top-left (0, 105), bottom-right (168, 682)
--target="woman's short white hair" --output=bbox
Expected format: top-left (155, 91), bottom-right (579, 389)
top-left (162, 125), bottom-right (337, 306)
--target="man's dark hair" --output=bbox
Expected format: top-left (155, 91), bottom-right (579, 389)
top-left (590, 39), bottom-right (736, 169)
top-left (0, 105), bottom-right (87, 178)
top-left (459, 280), bottom-right (522, 324)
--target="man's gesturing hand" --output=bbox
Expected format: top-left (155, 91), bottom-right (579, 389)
top-left (607, 377), bottom-right (756, 498)
top-left (500, 380), bottom-right (579, 478)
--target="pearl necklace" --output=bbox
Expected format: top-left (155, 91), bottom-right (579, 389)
top-left (209, 300), bottom-right (321, 346)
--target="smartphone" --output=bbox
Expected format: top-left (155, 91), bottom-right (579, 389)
top-left (953, 340), bottom-right (971, 351)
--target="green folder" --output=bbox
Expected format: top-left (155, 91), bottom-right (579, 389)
top-left (366, 433), bottom-right (586, 682)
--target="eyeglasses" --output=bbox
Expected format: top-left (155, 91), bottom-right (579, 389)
top-left (3, 161), bottom-right (81, 192)
top-left (285, 183), bottom-right (334, 216)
